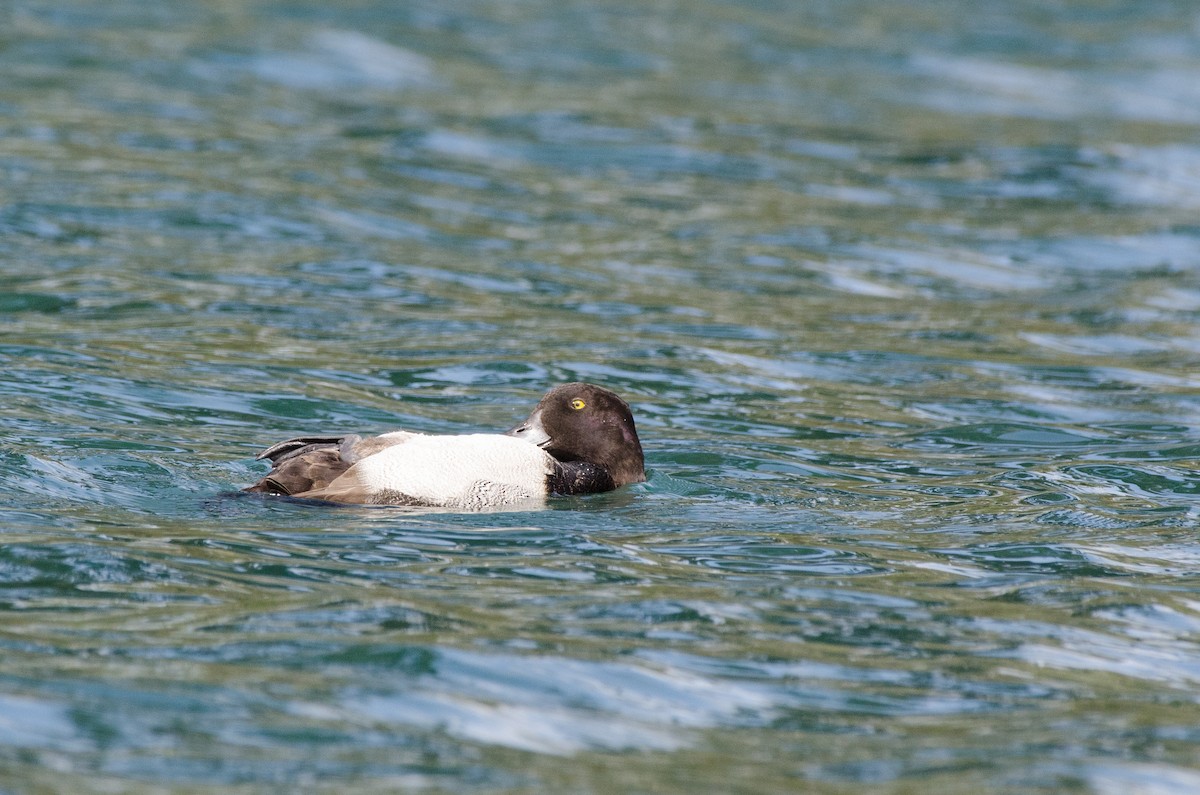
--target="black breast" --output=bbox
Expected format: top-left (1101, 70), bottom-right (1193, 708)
top-left (548, 461), bottom-right (616, 496)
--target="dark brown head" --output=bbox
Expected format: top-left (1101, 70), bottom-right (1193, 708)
top-left (506, 382), bottom-right (645, 488)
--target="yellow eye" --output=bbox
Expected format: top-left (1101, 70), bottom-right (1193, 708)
top-left (570, 398), bottom-right (586, 410)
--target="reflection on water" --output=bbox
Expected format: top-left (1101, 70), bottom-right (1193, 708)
top-left (3, 0), bottom-right (1200, 791)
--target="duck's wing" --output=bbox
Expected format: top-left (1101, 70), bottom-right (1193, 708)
top-left (255, 435), bottom-right (348, 464)
top-left (244, 431), bottom-right (416, 496)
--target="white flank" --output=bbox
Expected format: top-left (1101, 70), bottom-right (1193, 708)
top-left (352, 433), bottom-right (553, 509)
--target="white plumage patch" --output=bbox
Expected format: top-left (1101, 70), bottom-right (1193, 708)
top-left (349, 433), bottom-right (554, 509)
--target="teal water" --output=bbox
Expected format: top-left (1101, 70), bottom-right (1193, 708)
top-left (3, 1), bottom-right (1200, 792)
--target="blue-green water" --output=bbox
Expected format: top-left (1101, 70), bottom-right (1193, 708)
top-left (3, 1), bottom-right (1200, 792)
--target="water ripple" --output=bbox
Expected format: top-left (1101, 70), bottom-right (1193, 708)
top-left (3, 0), bottom-right (1200, 791)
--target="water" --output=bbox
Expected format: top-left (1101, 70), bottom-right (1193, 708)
top-left (3, 0), bottom-right (1200, 791)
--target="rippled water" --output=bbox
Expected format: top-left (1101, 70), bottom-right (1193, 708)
top-left (3, 0), bottom-right (1200, 792)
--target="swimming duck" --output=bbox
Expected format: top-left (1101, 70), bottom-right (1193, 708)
top-left (243, 382), bottom-right (645, 509)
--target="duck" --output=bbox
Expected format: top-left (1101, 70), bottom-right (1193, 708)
top-left (243, 382), bottom-right (645, 509)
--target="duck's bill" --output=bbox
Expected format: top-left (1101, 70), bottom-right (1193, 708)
top-left (506, 410), bottom-right (552, 447)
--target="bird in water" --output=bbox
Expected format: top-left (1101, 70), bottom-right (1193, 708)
top-left (243, 382), bottom-right (645, 510)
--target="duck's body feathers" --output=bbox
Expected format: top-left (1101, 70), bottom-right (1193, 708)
top-left (248, 432), bottom-right (551, 509)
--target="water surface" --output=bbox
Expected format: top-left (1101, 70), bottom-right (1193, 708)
top-left (2, 0), bottom-right (1200, 792)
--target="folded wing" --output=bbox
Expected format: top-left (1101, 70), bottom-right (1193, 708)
top-left (243, 432), bottom-right (415, 496)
